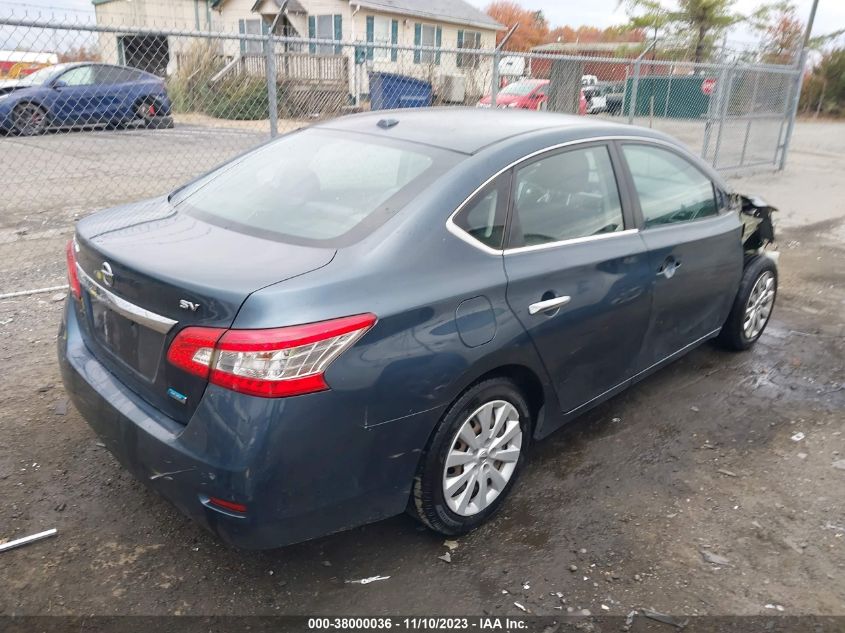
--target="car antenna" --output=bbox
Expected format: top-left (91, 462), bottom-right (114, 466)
top-left (377, 118), bottom-right (399, 129)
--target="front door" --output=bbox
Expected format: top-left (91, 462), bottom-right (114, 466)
top-left (51, 65), bottom-right (99, 125)
top-left (503, 143), bottom-right (652, 414)
top-left (618, 142), bottom-right (743, 369)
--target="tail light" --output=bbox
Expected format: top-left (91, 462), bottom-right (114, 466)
top-left (166, 313), bottom-right (377, 398)
top-left (65, 239), bottom-right (81, 300)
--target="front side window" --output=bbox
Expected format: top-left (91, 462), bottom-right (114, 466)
top-left (177, 130), bottom-right (459, 245)
top-left (452, 175), bottom-right (510, 250)
top-left (58, 66), bottom-right (96, 86)
top-left (510, 145), bottom-right (624, 248)
top-left (622, 144), bottom-right (718, 228)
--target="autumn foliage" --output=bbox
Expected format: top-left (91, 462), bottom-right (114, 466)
top-left (485, 1), bottom-right (549, 51)
top-left (485, 1), bottom-right (644, 52)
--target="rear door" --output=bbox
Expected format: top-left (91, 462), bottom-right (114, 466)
top-left (92, 65), bottom-right (133, 121)
top-left (618, 142), bottom-right (742, 369)
top-left (503, 142), bottom-right (652, 414)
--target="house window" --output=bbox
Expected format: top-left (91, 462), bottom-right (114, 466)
top-left (415, 23), bottom-right (441, 65)
top-left (309, 14), bottom-right (342, 56)
top-left (241, 18), bottom-right (263, 55)
top-left (458, 30), bottom-right (481, 68)
top-left (372, 16), bottom-right (391, 62)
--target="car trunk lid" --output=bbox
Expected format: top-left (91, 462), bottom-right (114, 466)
top-left (72, 197), bottom-right (336, 423)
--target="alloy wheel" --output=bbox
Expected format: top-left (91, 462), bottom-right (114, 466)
top-left (743, 270), bottom-right (775, 340)
top-left (13, 104), bottom-right (45, 135)
top-left (442, 400), bottom-right (522, 517)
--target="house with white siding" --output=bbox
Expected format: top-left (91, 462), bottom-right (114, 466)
top-left (92, 0), bottom-right (503, 102)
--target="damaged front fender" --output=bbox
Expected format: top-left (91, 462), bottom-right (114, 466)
top-left (738, 194), bottom-right (776, 251)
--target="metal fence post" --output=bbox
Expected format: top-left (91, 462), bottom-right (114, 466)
top-left (779, 0), bottom-right (818, 170)
top-left (778, 50), bottom-right (807, 170)
top-left (491, 49), bottom-right (500, 107)
top-left (711, 65), bottom-right (734, 170)
top-left (265, 32), bottom-right (279, 139)
top-left (702, 63), bottom-right (726, 162)
top-left (739, 70), bottom-right (760, 168)
top-left (627, 58), bottom-right (641, 124)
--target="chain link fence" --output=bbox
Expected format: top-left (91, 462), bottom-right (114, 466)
top-left (0, 13), bottom-right (801, 297)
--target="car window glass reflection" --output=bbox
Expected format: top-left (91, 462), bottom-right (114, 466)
top-left (512, 145), bottom-right (624, 247)
top-left (58, 66), bottom-right (96, 86)
top-left (453, 183), bottom-right (506, 249)
top-left (623, 144), bottom-right (718, 228)
top-left (177, 130), bottom-right (449, 243)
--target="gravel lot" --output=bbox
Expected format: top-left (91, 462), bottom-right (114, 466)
top-left (0, 118), bottom-right (843, 618)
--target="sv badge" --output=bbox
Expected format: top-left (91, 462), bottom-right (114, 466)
top-left (179, 299), bottom-right (200, 312)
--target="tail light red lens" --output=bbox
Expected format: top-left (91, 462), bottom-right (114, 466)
top-left (207, 497), bottom-right (247, 514)
top-left (65, 239), bottom-right (81, 300)
top-left (166, 313), bottom-right (377, 398)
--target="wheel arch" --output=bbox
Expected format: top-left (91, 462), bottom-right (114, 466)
top-left (8, 99), bottom-right (51, 131)
top-left (432, 359), bottom-right (558, 447)
top-left (132, 93), bottom-right (166, 115)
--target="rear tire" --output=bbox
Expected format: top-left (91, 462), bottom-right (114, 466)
top-left (136, 99), bottom-right (173, 129)
top-left (717, 254), bottom-right (777, 351)
top-left (409, 377), bottom-right (531, 536)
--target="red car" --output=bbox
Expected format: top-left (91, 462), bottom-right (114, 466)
top-left (476, 79), bottom-right (587, 115)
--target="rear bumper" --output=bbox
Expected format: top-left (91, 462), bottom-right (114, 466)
top-left (58, 302), bottom-right (440, 549)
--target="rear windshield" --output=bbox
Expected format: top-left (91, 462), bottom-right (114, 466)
top-left (500, 81), bottom-right (543, 96)
top-left (176, 129), bottom-right (459, 245)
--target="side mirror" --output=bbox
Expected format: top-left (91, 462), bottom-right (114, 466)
top-left (53, 79), bottom-right (68, 89)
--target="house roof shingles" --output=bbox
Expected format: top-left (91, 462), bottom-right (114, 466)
top-left (354, 0), bottom-right (503, 31)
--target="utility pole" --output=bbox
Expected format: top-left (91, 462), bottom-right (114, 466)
top-left (490, 23), bottom-right (519, 107)
top-left (778, 0), bottom-right (819, 170)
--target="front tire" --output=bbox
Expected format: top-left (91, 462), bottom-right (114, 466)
top-left (717, 254), bottom-right (777, 350)
top-left (410, 378), bottom-right (531, 536)
top-left (11, 102), bottom-right (47, 136)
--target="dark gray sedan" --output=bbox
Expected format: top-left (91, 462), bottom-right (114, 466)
top-left (59, 109), bottom-right (777, 548)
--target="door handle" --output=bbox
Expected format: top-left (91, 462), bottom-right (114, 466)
top-left (528, 295), bottom-right (571, 315)
top-left (657, 258), bottom-right (682, 279)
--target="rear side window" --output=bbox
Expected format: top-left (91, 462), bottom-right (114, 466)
top-left (177, 130), bottom-right (459, 245)
top-left (510, 145), bottom-right (625, 247)
top-left (97, 66), bottom-right (145, 84)
top-left (622, 144), bottom-right (717, 228)
top-left (452, 175), bottom-right (510, 250)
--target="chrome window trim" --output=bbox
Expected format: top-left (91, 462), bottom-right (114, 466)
top-left (445, 134), bottom-right (689, 256)
top-left (504, 228), bottom-right (640, 256)
top-left (635, 207), bottom-right (736, 232)
top-left (77, 265), bottom-right (177, 334)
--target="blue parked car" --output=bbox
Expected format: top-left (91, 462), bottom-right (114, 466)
top-left (59, 109), bottom-right (777, 548)
top-left (0, 62), bottom-right (172, 135)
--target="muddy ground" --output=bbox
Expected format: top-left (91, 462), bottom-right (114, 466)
top-left (0, 124), bottom-right (843, 618)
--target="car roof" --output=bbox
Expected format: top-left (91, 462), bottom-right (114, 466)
top-left (317, 107), bottom-right (654, 155)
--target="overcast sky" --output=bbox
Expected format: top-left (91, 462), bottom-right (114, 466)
top-left (1, 0), bottom-right (843, 44)
top-left (465, 0), bottom-right (842, 44)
